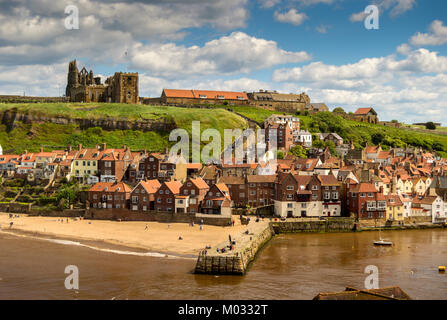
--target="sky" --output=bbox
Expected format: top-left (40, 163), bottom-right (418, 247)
top-left (1, 0), bottom-right (447, 124)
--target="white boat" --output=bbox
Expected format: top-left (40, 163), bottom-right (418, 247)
top-left (374, 229), bottom-right (393, 246)
top-left (373, 239), bottom-right (393, 246)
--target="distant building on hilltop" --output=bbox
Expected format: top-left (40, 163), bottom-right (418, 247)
top-left (66, 60), bottom-right (139, 104)
top-left (348, 107), bottom-right (378, 124)
top-left (160, 89), bottom-right (249, 105)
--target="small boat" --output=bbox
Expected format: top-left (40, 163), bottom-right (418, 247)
top-left (374, 239), bottom-right (393, 246)
top-left (373, 229), bottom-right (393, 246)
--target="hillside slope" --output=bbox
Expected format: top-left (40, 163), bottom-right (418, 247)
top-left (0, 103), bottom-right (248, 154)
top-left (222, 106), bottom-right (447, 157)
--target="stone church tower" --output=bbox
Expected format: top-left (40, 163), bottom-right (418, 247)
top-left (66, 60), bottom-right (79, 97)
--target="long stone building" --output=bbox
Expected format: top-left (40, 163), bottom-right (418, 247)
top-left (66, 60), bottom-right (139, 104)
top-left (152, 88), bottom-right (328, 114)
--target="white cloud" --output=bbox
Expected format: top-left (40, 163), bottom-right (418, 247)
top-left (130, 32), bottom-right (311, 78)
top-left (316, 25), bottom-right (330, 33)
top-left (410, 20), bottom-right (447, 46)
top-left (396, 43), bottom-right (411, 55)
top-left (274, 9), bottom-right (308, 26)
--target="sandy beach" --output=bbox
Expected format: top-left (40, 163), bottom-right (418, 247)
top-left (0, 213), bottom-right (247, 256)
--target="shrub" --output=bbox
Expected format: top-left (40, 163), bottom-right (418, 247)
top-left (426, 122), bottom-right (436, 130)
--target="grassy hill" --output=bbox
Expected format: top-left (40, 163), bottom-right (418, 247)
top-left (0, 103), bottom-right (248, 154)
top-left (2, 102), bottom-right (447, 158)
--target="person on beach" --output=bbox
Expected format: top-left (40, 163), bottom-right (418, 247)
top-left (228, 234), bottom-right (232, 245)
top-left (145, 224), bottom-right (148, 231)
top-left (9, 222), bottom-right (13, 229)
top-left (232, 220), bottom-right (235, 227)
top-left (200, 225), bottom-right (203, 231)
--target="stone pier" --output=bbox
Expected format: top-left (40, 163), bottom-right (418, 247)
top-left (194, 218), bottom-right (356, 275)
top-left (194, 220), bottom-right (274, 275)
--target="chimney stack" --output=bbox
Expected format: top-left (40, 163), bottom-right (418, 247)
top-left (40, 147), bottom-right (44, 153)
top-left (101, 143), bottom-right (106, 151)
top-left (78, 144), bottom-right (82, 151)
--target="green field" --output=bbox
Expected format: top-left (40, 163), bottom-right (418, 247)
top-left (0, 103), bottom-right (248, 154)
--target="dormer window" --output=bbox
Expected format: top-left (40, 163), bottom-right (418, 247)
top-left (217, 95), bottom-right (225, 99)
top-left (199, 95), bottom-right (207, 99)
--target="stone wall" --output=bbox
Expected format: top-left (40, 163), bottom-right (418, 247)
top-left (194, 222), bottom-right (274, 275)
top-left (0, 95), bottom-right (68, 104)
top-left (272, 218), bottom-right (356, 233)
top-left (85, 208), bottom-right (231, 226)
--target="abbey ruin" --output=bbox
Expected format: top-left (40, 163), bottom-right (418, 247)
top-left (65, 60), bottom-right (139, 104)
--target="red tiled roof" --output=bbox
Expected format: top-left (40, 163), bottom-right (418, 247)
top-left (247, 175), bottom-right (277, 183)
top-left (164, 181), bottom-right (182, 194)
top-left (163, 89), bottom-right (248, 100)
top-left (189, 177), bottom-right (209, 190)
top-left (317, 174), bottom-right (340, 186)
top-left (350, 183), bottom-right (377, 193)
top-left (138, 179), bottom-right (161, 194)
top-left (89, 182), bottom-right (132, 193)
top-left (354, 107), bottom-right (373, 115)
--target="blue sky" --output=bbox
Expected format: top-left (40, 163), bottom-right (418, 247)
top-left (1, 0), bottom-right (447, 124)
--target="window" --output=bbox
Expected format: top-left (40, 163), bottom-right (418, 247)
top-left (287, 185), bottom-right (294, 191)
top-left (287, 203), bottom-right (293, 208)
top-left (159, 190), bottom-right (164, 194)
top-left (368, 193), bottom-right (373, 197)
top-left (157, 198), bottom-right (161, 203)
top-left (301, 203), bottom-right (306, 208)
top-left (312, 185), bottom-right (318, 190)
top-left (360, 193), bottom-right (366, 198)
top-left (167, 198), bottom-right (172, 203)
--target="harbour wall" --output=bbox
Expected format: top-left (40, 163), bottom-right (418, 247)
top-left (194, 218), bottom-right (355, 275)
top-left (193, 217), bottom-right (447, 275)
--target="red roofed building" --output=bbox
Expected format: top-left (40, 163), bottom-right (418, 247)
top-left (130, 179), bottom-right (161, 211)
top-left (176, 177), bottom-right (210, 213)
top-left (161, 89), bottom-right (249, 105)
top-left (348, 107), bottom-right (378, 124)
top-left (347, 182), bottom-right (386, 219)
top-left (201, 183), bottom-right (232, 216)
top-left (155, 180), bottom-right (182, 213)
top-left (88, 182), bottom-right (132, 209)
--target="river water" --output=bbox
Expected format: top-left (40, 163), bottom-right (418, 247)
top-left (1, 229), bottom-right (447, 300)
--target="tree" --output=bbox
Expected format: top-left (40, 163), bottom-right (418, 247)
top-left (289, 145), bottom-right (307, 158)
top-left (371, 132), bottom-right (385, 145)
top-left (433, 141), bottom-right (444, 151)
top-left (277, 150), bottom-right (284, 159)
top-left (426, 122), bottom-right (436, 130)
top-left (332, 107), bottom-right (345, 114)
top-left (391, 119), bottom-right (398, 123)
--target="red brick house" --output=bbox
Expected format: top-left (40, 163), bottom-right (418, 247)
top-left (176, 177), bottom-right (209, 213)
top-left (201, 183), bottom-right (232, 216)
top-left (218, 176), bottom-right (247, 207)
top-left (246, 175), bottom-right (276, 207)
top-left (130, 179), bottom-right (161, 212)
top-left (347, 182), bottom-right (386, 219)
top-left (98, 147), bottom-right (133, 182)
top-left (88, 182), bottom-right (132, 209)
top-left (154, 180), bottom-right (182, 213)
